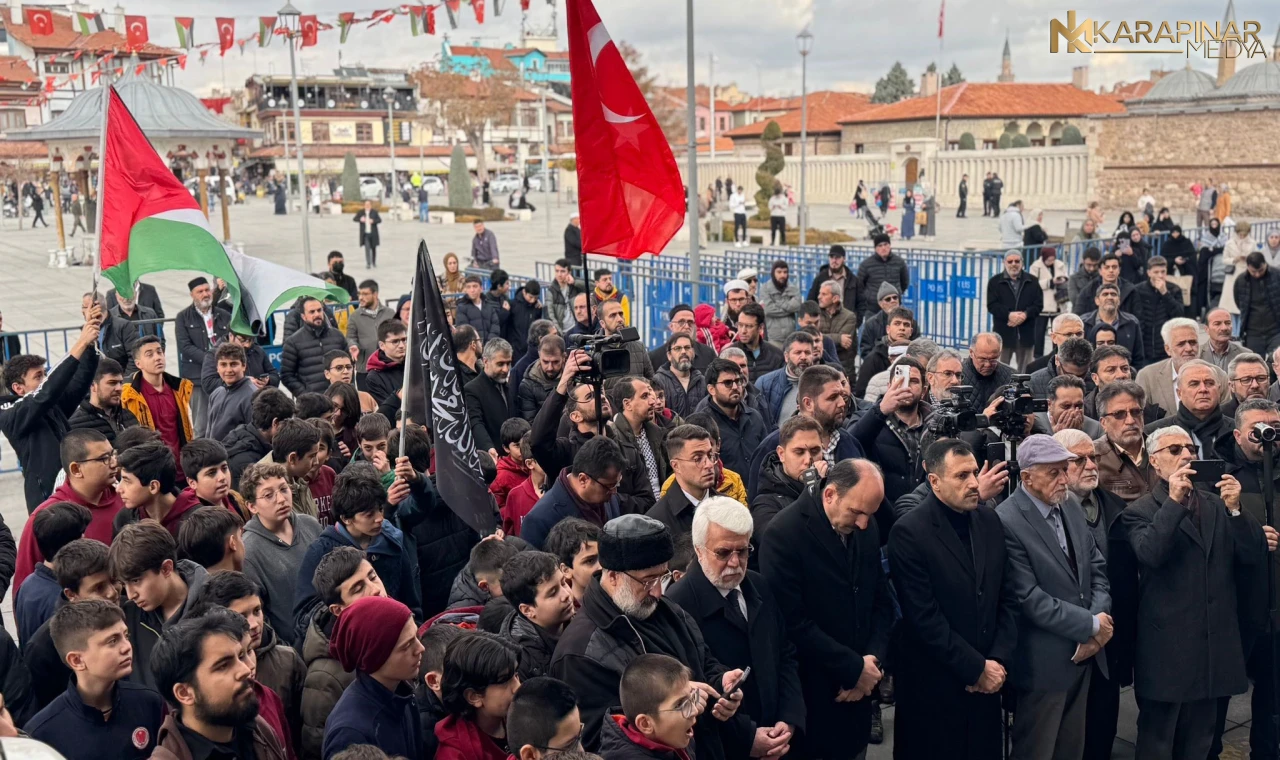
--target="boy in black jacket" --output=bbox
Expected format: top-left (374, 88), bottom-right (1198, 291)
top-left (495, 551), bottom-right (576, 680)
top-left (26, 600), bottom-right (164, 759)
top-left (599, 654), bottom-right (700, 760)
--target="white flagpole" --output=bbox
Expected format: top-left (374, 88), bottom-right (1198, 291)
top-left (91, 80), bottom-right (111, 299)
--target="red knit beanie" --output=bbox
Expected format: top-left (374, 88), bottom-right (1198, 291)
top-left (328, 596), bottom-right (413, 674)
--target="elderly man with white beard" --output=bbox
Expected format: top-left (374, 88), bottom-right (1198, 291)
top-left (1055, 428), bottom-right (1138, 760)
top-left (667, 497), bottom-right (805, 760)
top-left (550, 514), bottom-right (746, 756)
top-left (995, 434), bottom-right (1112, 760)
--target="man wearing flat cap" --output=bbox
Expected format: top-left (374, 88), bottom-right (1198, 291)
top-left (176, 276), bottom-right (230, 436)
top-left (551, 514), bottom-right (748, 757)
top-left (995, 434), bottom-right (1112, 759)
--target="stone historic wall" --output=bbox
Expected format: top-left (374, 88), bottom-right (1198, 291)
top-left (1090, 108), bottom-right (1280, 217)
top-left (841, 117), bottom-right (1086, 154)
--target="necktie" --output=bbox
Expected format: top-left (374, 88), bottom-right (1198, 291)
top-left (725, 588), bottom-right (747, 626)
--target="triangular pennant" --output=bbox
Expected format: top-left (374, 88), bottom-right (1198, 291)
top-left (258, 17), bottom-right (276, 47)
top-left (134, 63), bottom-right (146, 76)
top-left (445, 0), bottom-right (461, 28)
top-left (178, 55), bottom-right (188, 70)
top-left (409, 6), bottom-right (424, 36)
top-left (521, 0), bottom-right (530, 10)
top-left (91, 70), bottom-right (102, 84)
top-left (338, 12), bottom-right (355, 43)
top-left (174, 18), bottom-right (194, 49)
top-left (473, 0), bottom-right (485, 23)
top-left (237, 39), bottom-right (247, 55)
top-left (425, 5), bottom-right (437, 34)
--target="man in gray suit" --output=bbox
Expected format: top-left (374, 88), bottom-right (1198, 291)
top-left (997, 434), bottom-right (1113, 760)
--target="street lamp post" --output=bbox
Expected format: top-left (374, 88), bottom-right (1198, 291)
top-left (685, 0), bottom-right (701, 303)
top-left (384, 85), bottom-right (398, 219)
top-left (279, 1), bottom-right (312, 273)
top-left (709, 53), bottom-right (716, 160)
top-left (797, 28), bottom-right (813, 247)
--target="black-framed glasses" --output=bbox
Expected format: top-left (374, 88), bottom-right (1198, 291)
top-left (1155, 443), bottom-right (1193, 457)
top-left (1234, 375), bottom-right (1270, 387)
top-left (588, 475), bottom-right (620, 494)
top-left (623, 570), bottom-right (674, 592)
top-left (710, 545), bottom-right (752, 562)
top-left (533, 722), bottom-right (585, 754)
top-left (660, 686), bottom-right (705, 719)
top-left (76, 451), bottom-right (117, 466)
top-left (717, 378), bottom-right (745, 388)
top-left (1102, 409), bottom-right (1143, 421)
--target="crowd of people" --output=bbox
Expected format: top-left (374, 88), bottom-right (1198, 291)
top-left (0, 208), bottom-right (1279, 760)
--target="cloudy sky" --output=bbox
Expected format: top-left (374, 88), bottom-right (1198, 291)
top-left (109, 0), bottom-right (1276, 97)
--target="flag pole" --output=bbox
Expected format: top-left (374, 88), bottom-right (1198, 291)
top-left (398, 272), bottom-right (415, 459)
top-left (91, 82), bottom-right (111, 299)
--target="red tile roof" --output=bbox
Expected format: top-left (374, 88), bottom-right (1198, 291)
top-left (724, 95), bottom-right (801, 113)
top-left (838, 82), bottom-right (1126, 124)
top-left (247, 144), bottom-right (507, 159)
top-left (0, 56), bottom-right (37, 84)
top-left (1102, 80), bottom-right (1155, 101)
top-left (723, 91), bottom-right (874, 137)
top-left (2, 12), bottom-right (176, 58)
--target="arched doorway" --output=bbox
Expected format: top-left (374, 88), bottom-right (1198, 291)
top-left (905, 157), bottom-right (919, 190)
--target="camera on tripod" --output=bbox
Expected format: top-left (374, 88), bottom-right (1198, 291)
top-left (927, 385), bottom-right (987, 438)
top-left (567, 327), bottom-right (642, 385)
top-left (987, 374), bottom-right (1049, 441)
top-left (1250, 422), bottom-right (1280, 444)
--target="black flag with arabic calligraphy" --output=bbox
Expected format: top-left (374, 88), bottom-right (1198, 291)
top-left (405, 241), bottom-right (497, 535)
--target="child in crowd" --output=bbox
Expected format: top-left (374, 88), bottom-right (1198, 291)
top-left (308, 417), bottom-right (342, 472)
top-left (448, 537), bottom-right (520, 610)
top-left (188, 571), bottom-right (303, 760)
top-left (323, 596), bottom-right (425, 760)
top-left (507, 677), bottom-right (585, 760)
top-left (270, 418), bottom-right (328, 524)
top-left (240, 462), bottom-right (323, 643)
top-left (25, 539), bottom-right (118, 710)
top-left (502, 435), bottom-right (546, 537)
top-left (490, 418), bottom-right (532, 511)
top-left (417, 623), bottom-right (467, 759)
top-left (107, 521), bottom-right (208, 692)
top-left (356, 412), bottom-right (393, 477)
top-left (110, 442), bottom-right (201, 538)
top-left (176, 505), bottom-right (245, 573)
top-left (598, 654), bottom-right (703, 760)
top-left (494, 551), bottom-right (576, 679)
top-left (298, 547), bottom-right (387, 759)
top-left (180, 438), bottom-right (250, 521)
top-left (16, 501), bottom-right (91, 643)
top-left (26, 600), bottom-right (164, 760)
top-left (435, 631), bottom-right (522, 760)
top-left (665, 533), bottom-right (693, 592)
top-left (543, 518), bottom-right (602, 609)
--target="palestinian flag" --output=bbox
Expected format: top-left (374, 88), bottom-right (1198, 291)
top-left (97, 87), bottom-right (344, 334)
top-left (174, 18), bottom-right (194, 49)
top-left (258, 17), bottom-right (276, 47)
top-left (75, 12), bottom-right (105, 35)
top-left (337, 12), bottom-right (355, 43)
top-left (444, 0), bottom-right (460, 29)
top-left (409, 6), bottom-right (424, 36)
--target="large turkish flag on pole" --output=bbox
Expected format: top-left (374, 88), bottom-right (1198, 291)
top-left (567, 0), bottom-right (685, 260)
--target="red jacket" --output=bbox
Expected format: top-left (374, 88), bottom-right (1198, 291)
top-left (111, 488), bottom-right (203, 539)
top-left (694, 304), bottom-right (732, 353)
top-left (254, 679), bottom-right (296, 760)
top-left (434, 715), bottom-right (508, 760)
top-left (501, 476), bottom-right (543, 537)
top-left (489, 456), bottom-right (528, 512)
top-left (16, 482), bottom-right (123, 594)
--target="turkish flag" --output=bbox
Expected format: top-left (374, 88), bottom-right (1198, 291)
top-left (567, 0), bottom-right (685, 259)
top-left (300, 15), bottom-right (318, 47)
top-left (425, 6), bottom-right (436, 35)
top-left (473, 0), bottom-right (485, 24)
top-left (216, 18), bottom-right (235, 56)
top-left (25, 9), bottom-right (54, 36)
top-left (124, 16), bottom-right (149, 47)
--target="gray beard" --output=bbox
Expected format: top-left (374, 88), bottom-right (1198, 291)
top-left (611, 581), bottom-right (658, 620)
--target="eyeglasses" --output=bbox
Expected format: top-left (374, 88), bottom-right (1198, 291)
top-left (588, 475), bottom-right (621, 494)
top-left (1234, 375), bottom-right (1270, 387)
top-left (383, 337), bottom-right (407, 346)
top-left (660, 687), bottom-right (706, 720)
top-left (744, 278), bottom-right (757, 284)
top-left (881, 295), bottom-right (900, 303)
top-left (709, 545), bottom-right (753, 562)
top-left (1070, 453), bottom-right (1099, 465)
top-left (673, 452), bottom-right (719, 467)
top-left (623, 570), bottom-right (675, 592)
top-left (929, 369), bottom-right (962, 380)
top-left (1155, 443), bottom-right (1193, 457)
top-left (76, 451), bottom-right (117, 466)
top-left (533, 723), bottom-right (585, 754)
top-left (1102, 409), bottom-right (1143, 421)
top-left (716, 378), bottom-right (745, 388)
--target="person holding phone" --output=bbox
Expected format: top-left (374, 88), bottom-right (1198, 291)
top-left (1119, 424), bottom-right (1277, 760)
top-left (849, 357), bottom-right (930, 506)
top-left (1144, 360), bottom-right (1235, 461)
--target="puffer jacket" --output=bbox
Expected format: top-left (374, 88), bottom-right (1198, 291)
top-left (754, 367), bottom-right (796, 426)
top-left (299, 608), bottom-right (353, 760)
top-left (225, 423), bottom-right (272, 491)
top-left (454, 297), bottom-right (497, 342)
top-left (482, 291), bottom-right (512, 344)
top-left (393, 470), bottom-right (480, 618)
top-left (849, 401), bottom-right (932, 506)
top-left (1132, 280), bottom-right (1186, 362)
top-left (750, 451), bottom-right (806, 545)
top-left (760, 279), bottom-right (803, 344)
top-left (447, 564), bottom-right (490, 610)
top-left (853, 253), bottom-right (910, 316)
top-left (280, 323), bottom-right (347, 395)
top-left (496, 603), bottom-right (561, 680)
top-left (516, 362), bottom-right (557, 421)
top-left (66, 398), bottom-right (139, 444)
top-left (119, 371), bottom-right (194, 448)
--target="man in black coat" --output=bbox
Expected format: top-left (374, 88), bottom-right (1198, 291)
top-left (1143, 360), bottom-right (1235, 460)
top-left (759, 459), bottom-right (894, 760)
top-left (647, 424), bottom-right (715, 546)
top-left (279, 297), bottom-right (349, 395)
top-left (1075, 254), bottom-right (1138, 318)
top-left (506, 280), bottom-right (545, 359)
top-left (550, 515), bottom-right (747, 755)
top-left (175, 277), bottom-right (231, 437)
top-left (464, 338), bottom-right (514, 462)
top-left (694, 359), bottom-right (767, 480)
top-left (1235, 252), bottom-right (1280, 356)
top-left (563, 213), bottom-right (583, 267)
top-left (1132, 257), bottom-right (1186, 364)
top-left (67, 357), bottom-right (139, 445)
top-left (0, 313), bottom-right (101, 512)
top-left (962, 333), bottom-right (1014, 412)
top-left (324, 251), bottom-right (359, 301)
top-left (750, 415), bottom-right (824, 544)
top-left (106, 282), bottom-right (164, 319)
top-left (728, 304), bottom-right (783, 378)
top-left (987, 248), bottom-right (1043, 372)
top-left (888, 439), bottom-right (1019, 760)
top-left (850, 357), bottom-right (930, 505)
top-left (667, 497), bottom-right (805, 760)
top-left (1119, 423), bottom-right (1272, 760)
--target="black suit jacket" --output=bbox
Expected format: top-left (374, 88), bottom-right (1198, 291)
top-left (463, 372), bottom-right (510, 454)
top-left (759, 488), bottom-right (893, 758)
top-left (646, 488), bottom-right (696, 548)
top-left (175, 303), bottom-right (231, 381)
top-left (887, 491), bottom-right (1018, 760)
top-left (665, 566), bottom-right (806, 757)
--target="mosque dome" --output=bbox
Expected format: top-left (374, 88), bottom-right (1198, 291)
top-left (1140, 66), bottom-right (1217, 101)
top-left (1213, 60), bottom-right (1280, 98)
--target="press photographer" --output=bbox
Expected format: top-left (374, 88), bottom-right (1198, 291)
top-left (958, 376), bottom-right (1052, 473)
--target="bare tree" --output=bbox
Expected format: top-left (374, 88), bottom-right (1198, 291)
top-left (410, 67), bottom-right (519, 182)
top-left (618, 42), bottom-right (685, 143)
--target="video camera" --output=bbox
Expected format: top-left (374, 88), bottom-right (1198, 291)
top-left (1251, 422), bottom-right (1280, 444)
top-left (567, 327), bottom-right (642, 385)
top-left (987, 374), bottom-right (1049, 441)
top-left (926, 385), bottom-right (987, 439)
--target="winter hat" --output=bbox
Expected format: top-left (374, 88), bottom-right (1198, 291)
top-left (871, 233), bottom-right (892, 247)
top-left (669, 304), bottom-right (694, 321)
top-left (599, 514), bottom-right (674, 572)
top-left (877, 282), bottom-right (901, 302)
top-left (723, 279), bottom-right (750, 296)
top-left (188, 277), bottom-right (209, 292)
top-left (736, 267), bottom-right (759, 282)
top-left (329, 596), bottom-right (413, 674)
top-left (771, 259), bottom-right (789, 273)
top-left (490, 269), bottom-right (510, 290)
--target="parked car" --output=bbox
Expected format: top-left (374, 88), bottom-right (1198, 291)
top-left (420, 176), bottom-right (445, 195)
top-left (359, 177), bottom-right (385, 201)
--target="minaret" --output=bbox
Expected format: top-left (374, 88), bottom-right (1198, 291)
top-left (1217, 0), bottom-right (1238, 86)
top-left (998, 31), bottom-right (1015, 82)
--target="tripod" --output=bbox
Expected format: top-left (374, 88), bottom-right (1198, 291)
top-left (1261, 437), bottom-right (1279, 750)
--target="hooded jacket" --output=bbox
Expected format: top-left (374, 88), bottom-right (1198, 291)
top-left (0, 348), bottom-right (98, 511)
top-left (123, 560), bottom-right (208, 692)
top-left (280, 322), bottom-right (348, 395)
top-left (225, 423), bottom-right (273, 491)
top-left (516, 361), bottom-right (557, 421)
top-left (363, 349), bottom-right (404, 406)
top-left (323, 671), bottom-right (423, 760)
top-left (67, 398), bottom-right (139, 444)
top-left (299, 608), bottom-right (353, 760)
top-left (152, 713), bottom-right (286, 760)
top-left (243, 513), bottom-right (325, 644)
top-left (489, 455), bottom-right (528, 512)
top-left (550, 577), bottom-right (732, 755)
top-left (207, 375), bottom-right (256, 442)
top-left (111, 489), bottom-right (204, 540)
top-left (597, 712), bottom-right (694, 760)
top-left (651, 366), bottom-right (709, 419)
top-left (15, 481), bottom-right (121, 596)
top-left (433, 714), bottom-right (508, 760)
top-left (120, 372), bottom-right (195, 448)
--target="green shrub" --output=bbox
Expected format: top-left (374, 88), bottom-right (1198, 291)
top-left (448, 145), bottom-right (473, 208)
top-left (1011, 133), bottom-right (1030, 148)
top-left (754, 121), bottom-right (785, 221)
top-left (958, 132), bottom-right (976, 150)
top-left (998, 132), bottom-right (1013, 150)
top-left (1060, 125), bottom-right (1084, 145)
